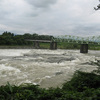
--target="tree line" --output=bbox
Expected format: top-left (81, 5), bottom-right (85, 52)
top-left (0, 31), bottom-right (53, 45)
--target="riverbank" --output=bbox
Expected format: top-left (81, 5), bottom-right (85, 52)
top-left (0, 42), bottom-right (100, 50)
top-left (0, 71), bottom-right (100, 100)
top-left (0, 46), bottom-right (35, 49)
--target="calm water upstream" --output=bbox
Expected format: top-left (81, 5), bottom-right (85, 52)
top-left (0, 49), bottom-right (100, 88)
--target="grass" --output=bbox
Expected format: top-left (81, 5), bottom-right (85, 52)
top-left (89, 44), bottom-right (100, 50)
top-left (39, 42), bottom-right (100, 50)
top-left (40, 42), bottom-right (80, 49)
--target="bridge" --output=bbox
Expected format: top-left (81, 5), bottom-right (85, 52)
top-left (53, 35), bottom-right (100, 44)
top-left (26, 35), bottom-right (100, 53)
top-left (26, 39), bottom-right (57, 49)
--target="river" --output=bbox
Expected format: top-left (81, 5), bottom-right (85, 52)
top-left (0, 49), bottom-right (99, 88)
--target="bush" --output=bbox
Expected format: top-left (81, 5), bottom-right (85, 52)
top-left (62, 71), bottom-right (100, 92)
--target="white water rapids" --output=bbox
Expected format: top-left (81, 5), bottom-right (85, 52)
top-left (0, 49), bottom-right (100, 88)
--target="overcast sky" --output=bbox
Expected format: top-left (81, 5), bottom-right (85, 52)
top-left (0, 0), bottom-right (100, 36)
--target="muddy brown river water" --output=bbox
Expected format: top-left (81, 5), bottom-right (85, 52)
top-left (0, 49), bottom-right (99, 88)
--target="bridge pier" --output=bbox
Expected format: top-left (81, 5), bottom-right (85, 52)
top-left (50, 42), bottom-right (57, 50)
top-left (34, 41), bottom-right (40, 49)
top-left (80, 44), bottom-right (88, 53)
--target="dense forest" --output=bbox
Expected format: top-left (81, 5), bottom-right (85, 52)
top-left (0, 31), bottom-right (53, 46)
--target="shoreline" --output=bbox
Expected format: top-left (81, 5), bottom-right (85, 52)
top-left (0, 46), bottom-right (100, 51)
top-left (0, 46), bottom-right (37, 49)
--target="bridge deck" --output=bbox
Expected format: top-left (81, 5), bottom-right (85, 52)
top-left (26, 39), bottom-right (52, 43)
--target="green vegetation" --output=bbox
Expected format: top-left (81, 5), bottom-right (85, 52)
top-left (0, 72), bottom-right (100, 100)
top-left (40, 43), bottom-right (50, 49)
top-left (40, 42), bottom-right (80, 49)
top-left (0, 31), bottom-right (100, 50)
top-left (0, 31), bottom-right (53, 46)
top-left (89, 44), bottom-right (100, 50)
top-left (57, 42), bottom-right (80, 49)
top-left (0, 61), bottom-right (100, 100)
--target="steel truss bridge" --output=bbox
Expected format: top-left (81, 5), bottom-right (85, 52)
top-left (53, 35), bottom-right (100, 45)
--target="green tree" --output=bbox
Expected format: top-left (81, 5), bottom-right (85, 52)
top-left (1, 31), bottom-right (14, 45)
top-left (94, 0), bottom-right (100, 10)
top-left (23, 33), bottom-right (32, 39)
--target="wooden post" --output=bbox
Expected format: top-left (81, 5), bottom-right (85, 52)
top-left (34, 41), bottom-right (40, 49)
top-left (80, 44), bottom-right (88, 53)
top-left (50, 42), bottom-right (57, 50)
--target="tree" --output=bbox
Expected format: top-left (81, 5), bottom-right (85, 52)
top-left (94, 0), bottom-right (100, 10)
top-left (23, 33), bottom-right (32, 39)
top-left (2, 31), bottom-right (14, 37)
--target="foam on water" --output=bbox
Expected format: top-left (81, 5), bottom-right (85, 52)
top-left (0, 49), bottom-right (99, 88)
top-left (0, 64), bottom-right (21, 73)
top-left (0, 49), bottom-right (30, 56)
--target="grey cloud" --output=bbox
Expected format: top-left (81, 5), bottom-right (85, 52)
top-left (0, 0), bottom-right (100, 36)
top-left (25, 0), bottom-right (58, 8)
top-left (0, 0), bottom-right (33, 19)
top-left (22, 0), bottom-right (58, 18)
top-left (71, 24), bottom-right (100, 36)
